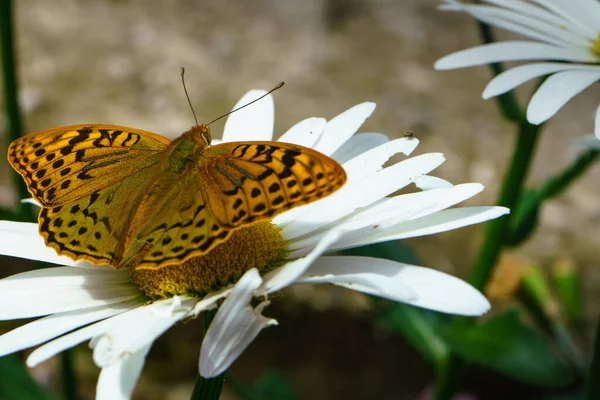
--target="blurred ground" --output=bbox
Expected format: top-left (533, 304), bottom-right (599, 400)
top-left (2, 0), bottom-right (600, 398)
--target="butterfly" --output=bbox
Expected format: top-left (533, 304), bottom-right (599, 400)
top-left (7, 123), bottom-right (346, 270)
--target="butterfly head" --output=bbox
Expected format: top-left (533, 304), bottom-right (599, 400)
top-left (187, 124), bottom-right (212, 147)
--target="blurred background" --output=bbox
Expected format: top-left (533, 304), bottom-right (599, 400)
top-left (2, 0), bottom-right (600, 399)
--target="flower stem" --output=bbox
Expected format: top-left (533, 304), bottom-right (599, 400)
top-left (190, 310), bottom-right (225, 400)
top-left (61, 349), bottom-right (78, 400)
top-left (0, 0), bottom-right (30, 218)
top-left (435, 122), bottom-right (540, 399)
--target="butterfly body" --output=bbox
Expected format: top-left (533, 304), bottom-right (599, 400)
top-left (8, 123), bottom-right (346, 270)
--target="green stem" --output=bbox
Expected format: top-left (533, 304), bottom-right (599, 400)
top-left (0, 0), bottom-right (29, 216)
top-left (61, 350), bottom-right (77, 400)
top-left (191, 310), bottom-right (225, 400)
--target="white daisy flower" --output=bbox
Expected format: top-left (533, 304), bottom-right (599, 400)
top-left (435, 0), bottom-right (600, 137)
top-left (0, 90), bottom-right (508, 400)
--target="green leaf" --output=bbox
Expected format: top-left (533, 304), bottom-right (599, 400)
top-left (253, 371), bottom-right (296, 400)
top-left (0, 355), bottom-right (61, 400)
top-left (445, 310), bottom-right (574, 388)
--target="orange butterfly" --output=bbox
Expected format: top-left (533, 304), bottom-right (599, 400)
top-left (8, 122), bottom-right (346, 270)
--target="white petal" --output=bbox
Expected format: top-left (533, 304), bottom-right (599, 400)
top-left (297, 256), bottom-right (490, 316)
top-left (257, 228), bottom-right (343, 295)
top-left (435, 41), bottom-right (596, 70)
top-left (21, 198), bottom-right (40, 206)
top-left (0, 221), bottom-right (78, 266)
top-left (341, 183), bottom-right (484, 232)
top-left (450, 3), bottom-right (591, 48)
top-left (342, 137), bottom-right (420, 183)
top-left (289, 183), bottom-right (484, 253)
top-left (278, 117), bottom-right (326, 148)
top-left (0, 266), bottom-right (128, 289)
top-left (483, 0), bottom-right (595, 39)
top-left (330, 132), bottom-right (390, 164)
top-left (532, 0), bottom-right (600, 37)
top-left (27, 312), bottom-right (130, 367)
top-left (96, 343), bottom-right (151, 400)
top-left (0, 267), bottom-right (139, 320)
top-left (483, 63), bottom-right (592, 99)
top-left (192, 287), bottom-right (234, 316)
top-left (414, 176), bottom-right (454, 190)
top-left (282, 153), bottom-right (446, 240)
top-left (199, 269), bottom-right (277, 378)
top-left (332, 206), bottom-right (509, 250)
top-left (313, 103), bottom-right (376, 155)
top-left (0, 298), bottom-right (143, 357)
top-left (92, 296), bottom-right (195, 367)
top-left (527, 69), bottom-right (600, 124)
top-left (595, 103), bottom-right (600, 139)
top-left (222, 91), bottom-right (274, 142)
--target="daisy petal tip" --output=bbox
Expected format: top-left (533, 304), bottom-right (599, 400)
top-left (25, 356), bottom-right (40, 368)
top-left (433, 56), bottom-right (455, 71)
top-left (461, 300), bottom-right (491, 317)
top-left (20, 198), bottom-right (40, 207)
top-left (525, 108), bottom-right (547, 125)
top-left (481, 88), bottom-right (496, 100)
top-left (439, 284), bottom-right (491, 317)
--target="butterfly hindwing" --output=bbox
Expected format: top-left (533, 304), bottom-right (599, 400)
top-left (8, 124), bottom-right (170, 207)
top-left (39, 165), bottom-right (159, 265)
top-left (119, 172), bottom-right (231, 269)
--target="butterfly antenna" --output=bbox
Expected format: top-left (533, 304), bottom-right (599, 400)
top-left (180, 67), bottom-right (199, 126)
top-left (207, 82), bottom-right (285, 126)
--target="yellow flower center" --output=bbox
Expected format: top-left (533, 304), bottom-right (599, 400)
top-left (129, 221), bottom-right (286, 299)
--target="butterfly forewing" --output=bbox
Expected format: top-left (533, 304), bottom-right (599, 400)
top-left (203, 142), bottom-right (346, 227)
top-left (8, 124), bottom-right (170, 207)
